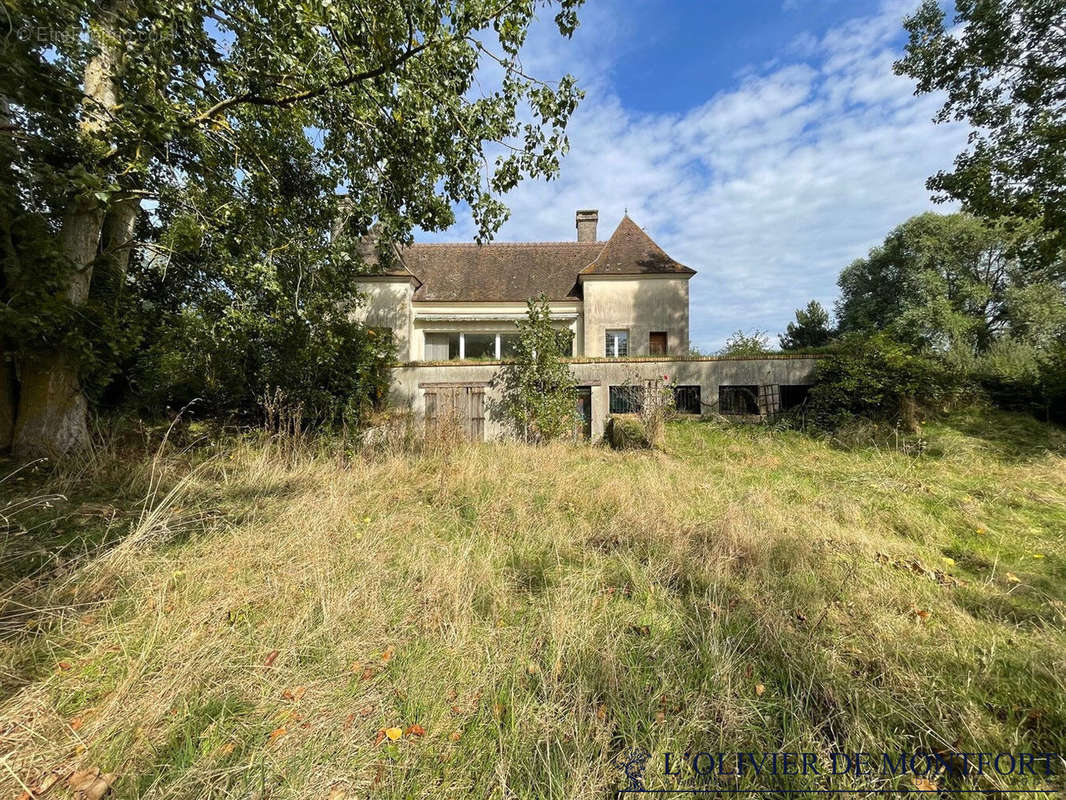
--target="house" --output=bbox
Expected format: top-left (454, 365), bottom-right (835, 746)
top-left (355, 210), bottom-right (819, 440)
top-left (353, 211), bottom-right (695, 362)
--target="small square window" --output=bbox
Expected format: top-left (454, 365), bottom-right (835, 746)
top-left (719, 385), bottom-right (760, 415)
top-left (609, 385), bottom-right (642, 414)
top-left (605, 329), bottom-right (629, 358)
top-left (649, 331), bottom-right (667, 355)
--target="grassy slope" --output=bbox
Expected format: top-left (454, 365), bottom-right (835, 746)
top-left (1, 410), bottom-right (1064, 799)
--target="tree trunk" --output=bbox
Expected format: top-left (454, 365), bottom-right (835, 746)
top-left (10, 2), bottom-right (125, 460)
top-left (0, 343), bottom-right (14, 452)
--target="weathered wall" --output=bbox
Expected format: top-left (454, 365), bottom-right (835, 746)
top-left (352, 279), bottom-right (414, 359)
top-left (388, 356), bottom-right (819, 440)
top-left (581, 276), bottom-right (690, 357)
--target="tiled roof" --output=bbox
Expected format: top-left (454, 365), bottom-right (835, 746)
top-left (581, 215), bottom-right (695, 276)
top-left (388, 215), bottom-right (693, 302)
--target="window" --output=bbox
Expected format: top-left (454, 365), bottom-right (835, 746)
top-left (464, 333), bottom-right (496, 360)
top-left (780, 384), bottom-right (812, 411)
top-left (425, 332), bottom-right (460, 361)
top-left (673, 385), bottom-right (701, 414)
top-left (500, 333), bottom-right (520, 358)
top-left (719, 385), bottom-right (759, 415)
top-left (649, 331), bottom-right (667, 355)
top-left (605, 329), bottom-right (629, 358)
top-left (609, 385), bottom-right (642, 414)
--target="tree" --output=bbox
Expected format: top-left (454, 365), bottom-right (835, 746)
top-left (836, 213), bottom-right (1062, 354)
top-left (0, 0), bottom-right (584, 457)
top-left (779, 300), bottom-right (832, 350)
top-left (490, 295), bottom-right (577, 443)
top-left (718, 329), bottom-right (771, 357)
top-left (895, 0), bottom-right (1066, 249)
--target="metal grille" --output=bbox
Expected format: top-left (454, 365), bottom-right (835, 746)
top-left (672, 385), bottom-right (701, 414)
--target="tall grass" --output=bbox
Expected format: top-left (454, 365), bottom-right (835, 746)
top-left (1, 409), bottom-right (1064, 798)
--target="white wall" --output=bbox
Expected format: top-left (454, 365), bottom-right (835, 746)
top-left (352, 279), bottom-right (414, 359)
top-left (581, 276), bottom-right (690, 357)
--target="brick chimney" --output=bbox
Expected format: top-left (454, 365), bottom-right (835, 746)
top-left (576, 209), bottom-right (598, 242)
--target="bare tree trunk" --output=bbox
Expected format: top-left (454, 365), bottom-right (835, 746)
top-left (11, 3), bottom-right (125, 460)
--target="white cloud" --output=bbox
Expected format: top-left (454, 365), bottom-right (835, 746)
top-left (423, 0), bottom-right (968, 352)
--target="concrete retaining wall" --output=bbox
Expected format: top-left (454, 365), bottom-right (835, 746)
top-left (388, 356), bottom-right (819, 440)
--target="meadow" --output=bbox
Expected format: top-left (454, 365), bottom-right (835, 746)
top-left (1, 410), bottom-right (1064, 799)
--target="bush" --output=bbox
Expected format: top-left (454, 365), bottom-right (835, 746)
top-left (808, 333), bottom-right (961, 430)
top-left (606, 416), bottom-right (653, 450)
top-left (136, 308), bottom-right (395, 430)
top-left (969, 339), bottom-right (1066, 424)
top-left (489, 295), bottom-right (577, 443)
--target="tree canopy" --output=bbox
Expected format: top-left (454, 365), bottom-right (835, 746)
top-left (896, 0), bottom-right (1066, 250)
top-left (0, 0), bottom-right (585, 456)
top-left (780, 300), bottom-right (832, 350)
top-left (836, 213), bottom-right (1064, 354)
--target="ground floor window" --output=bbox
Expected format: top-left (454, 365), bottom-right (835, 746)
top-left (609, 385), bottom-right (642, 414)
top-left (719, 385), bottom-right (759, 415)
top-left (780, 384), bottom-right (813, 411)
top-left (672, 385), bottom-right (701, 414)
top-left (424, 330), bottom-right (571, 360)
top-left (605, 329), bottom-right (629, 358)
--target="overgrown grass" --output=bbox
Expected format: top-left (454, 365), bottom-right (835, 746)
top-left (1, 409), bottom-right (1064, 798)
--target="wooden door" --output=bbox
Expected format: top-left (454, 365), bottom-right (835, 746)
top-left (649, 332), bottom-right (667, 355)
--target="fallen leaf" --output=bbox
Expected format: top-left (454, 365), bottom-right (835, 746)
top-left (755, 684), bottom-right (766, 697)
top-left (381, 645), bottom-right (395, 662)
top-left (1006, 572), bottom-right (1021, 583)
top-left (373, 729), bottom-right (386, 745)
top-left (596, 704), bottom-right (607, 722)
top-left (526, 662), bottom-right (539, 675)
top-left (654, 710), bottom-right (665, 723)
top-left (281, 686), bottom-right (307, 701)
top-left (913, 776), bottom-right (938, 792)
top-left (385, 726), bottom-right (403, 741)
top-left (219, 742), bottom-right (235, 756)
top-left (360, 667), bottom-right (375, 681)
top-left (57, 660), bottom-right (73, 671)
top-left (71, 716), bottom-right (85, 731)
top-left (359, 704), bottom-right (374, 718)
top-left (327, 784), bottom-right (348, 800)
top-left (264, 650), bottom-right (279, 667)
top-left (405, 723), bottom-right (425, 737)
top-left (343, 713), bottom-right (356, 730)
top-left (268, 727), bottom-right (287, 743)
top-left (449, 730), bottom-right (461, 742)
top-left (450, 705), bottom-right (463, 715)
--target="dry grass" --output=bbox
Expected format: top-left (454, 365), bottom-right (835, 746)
top-left (1, 409), bottom-right (1064, 798)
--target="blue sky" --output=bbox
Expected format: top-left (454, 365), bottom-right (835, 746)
top-left (421, 0), bottom-right (967, 352)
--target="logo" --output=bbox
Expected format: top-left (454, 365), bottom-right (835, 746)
top-left (613, 746), bottom-right (651, 792)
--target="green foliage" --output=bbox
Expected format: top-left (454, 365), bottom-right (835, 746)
top-left (136, 306), bottom-right (394, 429)
top-left (808, 334), bottom-right (961, 429)
top-left (1, 0), bottom-right (585, 429)
top-left (719, 329), bottom-right (772, 356)
top-left (490, 295), bottom-right (577, 443)
top-left (779, 300), bottom-right (832, 350)
top-left (605, 416), bottom-right (652, 450)
top-left (836, 213), bottom-right (1064, 353)
top-left (895, 0), bottom-right (1066, 250)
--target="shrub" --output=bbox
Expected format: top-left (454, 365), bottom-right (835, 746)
top-left (808, 333), bottom-right (960, 430)
top-left (489, 295), bottom-right (578, 443)
top-left (606, 416), bottom-right (653, 450)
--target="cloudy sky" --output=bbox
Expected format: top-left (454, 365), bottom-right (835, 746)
top-left (421, 0), bottom-right (969, 352)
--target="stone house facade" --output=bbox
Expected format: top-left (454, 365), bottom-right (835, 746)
top-left (354, 210), bottom-right (817, 439)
